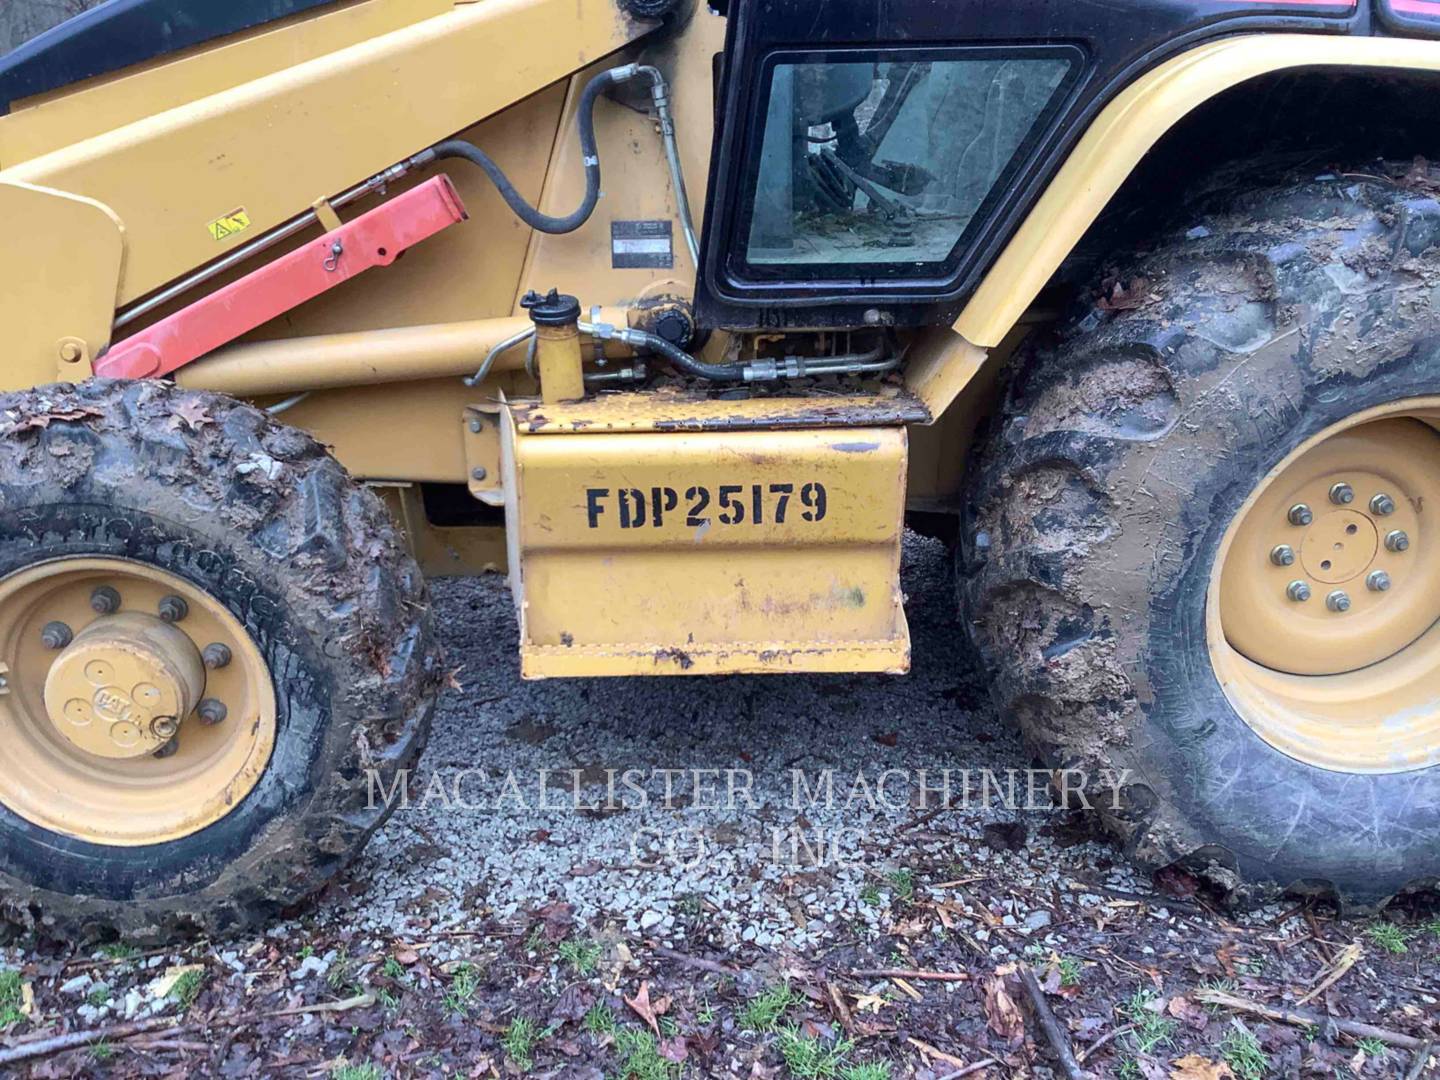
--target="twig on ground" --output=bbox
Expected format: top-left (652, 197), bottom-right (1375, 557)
top-left (849, 968), bottom-right (969, 982)
top-left (0, 1017), bottom-right (184, 1066)
top-left (1405, 1042), bottom-right (1433, 1080)
top-left (1018, 963), bottom-right (1084, 1080)
top-left (266, 991), bottom-right (375, 1018)
top-left (1195, 988), bottom-right (1426, 1050)
top-left (934, 1059), bottom-right (1002, 1079)
top-left (650, 946), bottom-right (738, 975)
top-left (1076, 1022), bottom-right (1135, 1064)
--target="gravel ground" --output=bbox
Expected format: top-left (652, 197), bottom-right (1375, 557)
top-left (335, 531), bottom-right (1135, 952)
top-left (1, 534), bottom-right (1436, 1078)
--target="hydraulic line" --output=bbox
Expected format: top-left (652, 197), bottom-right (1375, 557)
top-left (412, 67), bottom-right (623, 235)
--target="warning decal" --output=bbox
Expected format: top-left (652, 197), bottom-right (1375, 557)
top-left (207, 207), bottom-right (252, 242)
top-left (611, 220), bottom-right (673, 269)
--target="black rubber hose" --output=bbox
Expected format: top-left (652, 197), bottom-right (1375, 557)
top-left (625, 328), bottom-right (746, 381)
top-left (411, 69), bottom-right (620, 234)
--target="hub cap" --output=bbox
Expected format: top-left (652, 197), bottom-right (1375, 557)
top-left (0, 558), bottom-right (276, 845)
top-left (1210, 405), bottom-right (1440, 773)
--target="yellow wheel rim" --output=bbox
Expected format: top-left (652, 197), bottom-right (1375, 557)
top-left (1211, 400), bottom-right (1440, 774)
top-left (0, 558), bottom-right (276, 845)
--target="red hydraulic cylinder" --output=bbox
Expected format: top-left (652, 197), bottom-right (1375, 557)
top-left (95, 176), bottom-right (468, 380)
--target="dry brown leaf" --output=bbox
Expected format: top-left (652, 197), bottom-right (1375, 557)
top-left (1169, 1053), bottom-right (1236, 1080)
top-left (624, 980), bottom-right (661, 1036)
top-left (1167, 994), bottom-right (1212, 1031)
top-left (981, 963), bottom-right (1025, 1047)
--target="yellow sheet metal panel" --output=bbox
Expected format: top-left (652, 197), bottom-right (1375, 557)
top-left (512, 387), bottom-right (929, 434)
top-left (512, 425), bottom-right (910, 677)
top-left (0, 182), bottom-right (124, 389)
top-left (0, 0), bottom-right (654, 306)
top-left (0, 0), bottom-right (454, 164)
top-left (956, 34), bottom-right (1440, 348)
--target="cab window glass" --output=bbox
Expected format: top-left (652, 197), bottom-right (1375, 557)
top-left (745, 55), bottom-right (1072, 272)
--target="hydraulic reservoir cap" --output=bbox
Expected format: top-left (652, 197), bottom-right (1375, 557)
top-left (521, 289), bottom-right (582, 327)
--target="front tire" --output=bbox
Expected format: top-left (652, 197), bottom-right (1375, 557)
top-left (963, 165), bottom-right (1440, 908)
top-left (0, 379), bottom-right (440, 941)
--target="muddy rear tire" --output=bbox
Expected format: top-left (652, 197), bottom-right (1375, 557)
top-left (0, 379), bottom-right (440, 942)
top-left (963, 165), bottom-right (1440, 908)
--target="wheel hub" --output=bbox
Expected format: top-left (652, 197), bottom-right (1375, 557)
top-left (1211, 406), bottom-right (1440, 774)
top-left (43, 612), bottom-right (205, 759)
top-left (0, 557), bottom-right (276, 845)
top-left (1219, 419), bottom-right (1440, 676)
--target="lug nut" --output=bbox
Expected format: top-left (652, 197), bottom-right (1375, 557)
top-left (1270, 545), bottom-right (1296, 567)
top-left (1288, 504), bottom-right (1313, 526)
top-left (1367, 570), bottom-right (1392, 592)
top-left (1385, 529), bottom-right (1411, 553)
top-left (1370, 493), bottom-right (1396, 516)
top-left (40, 621), bottom-right (73, 650)
top-left (1326, 590), bottom-right (1352, 612)
top-left (150, 716), bottom-right (179, 740)
top-left (196, 698), bottom-right (228, 726)
top-left (1287, 580), bottom-right (1312, 602)
top-left (1329, 482), bottom-right (1355, 506)
top-left (153, 737), bottom-right (178, 759)
top-left (202, 643), bottom-right (232, 670)
top-left (90, 585), bottom-right (121, 615)
top-left (157, 595), bottom-right (189, 623)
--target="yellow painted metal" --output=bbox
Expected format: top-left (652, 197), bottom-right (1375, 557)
top-left (510, 386), bottom-right (929, 435)
top-left (510, 421), bottom-right (910, 677)
top-left (43, 612), bottom-right (206, 760)
top-left (513, 11), bottom-right (725, 306)
top-left (0, 558), bottom-right (276, 845)
top-left (178, 309), bottom-right (632, 397)
top-left (464, 405), bottom-right (506, 506)
top-left (903, 327), bottom-right (990, 421)
top-left (0, 181), bottom-right (123, 387)
top-left (0, 0), bottom-right (656, 309)
top-left (374, 485), bottom-right (506, 577)
top-left (957, 34), bottom-right (1440, 348)
top-left (535, 324), bottom-right (588, 404)
top-left (1209, 399), bottom-right (1440, 774)
top-left (0, 0), bottom-right (454, 164)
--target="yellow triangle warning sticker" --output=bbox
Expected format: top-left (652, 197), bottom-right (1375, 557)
top-left (207, 207), bottom-right (252, 242)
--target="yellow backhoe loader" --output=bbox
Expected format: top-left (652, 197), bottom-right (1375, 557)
top-left (1, 0), bottom-right (1439, 939)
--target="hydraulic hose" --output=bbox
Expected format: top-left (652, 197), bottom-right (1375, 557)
top-left (581, 322), bottom-right (745, 381)
top-left (410, 68), bottom-right (624, 234)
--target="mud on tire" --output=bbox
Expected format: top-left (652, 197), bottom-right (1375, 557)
top-left (0, 379), bottom-right (441, 941)
top-left (962, 164), bottom-right (1440, 908)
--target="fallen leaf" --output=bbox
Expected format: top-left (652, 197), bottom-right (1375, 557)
top-left (167, 399), bottom-right (214, 432)
top-left (1170, 1054), bottom-right (1236, 1080)
top-left (658, 1036), bottom-right (688, 1063)
top-left (1167, 994), bottom-right (1211, 1031)
top-left (148, 963), bottom-right (205, 1000)
top-left (981, 964), bottom-right (1025, 1047)
top-left (850, 992), bottom-right (886, 1014)
top-left (624, 980), bottom-right (660, 1036)
top-left (4, 405), bottom-right (103, 435)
